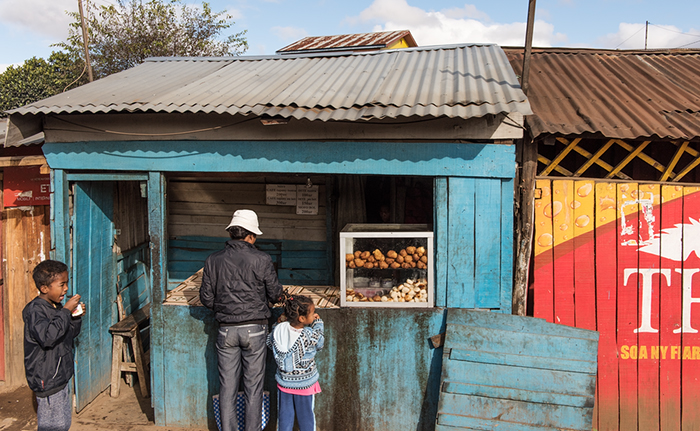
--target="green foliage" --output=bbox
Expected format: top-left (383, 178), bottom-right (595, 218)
top-left (0, 52), bottom-right (88, 116)
top-left (57, 0), bottom-right (248, 78)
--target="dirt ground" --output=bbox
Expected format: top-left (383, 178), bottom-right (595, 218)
top-left (0, 383), bottom-right (207, 431)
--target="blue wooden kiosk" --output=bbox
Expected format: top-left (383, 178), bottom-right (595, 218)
top-left (8, 44), bottom-right (531, 429)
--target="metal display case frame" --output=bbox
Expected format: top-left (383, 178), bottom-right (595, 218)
top-left (340, 224), bottom-right (434, 308)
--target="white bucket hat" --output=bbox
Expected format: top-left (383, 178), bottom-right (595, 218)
top-left (225, 209), bottom-right (263, 235)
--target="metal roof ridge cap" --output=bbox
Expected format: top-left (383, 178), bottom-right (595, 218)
top-left (144, 43), bottom-right (502, 63)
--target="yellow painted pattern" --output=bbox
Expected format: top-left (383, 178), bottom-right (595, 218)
top-left (573, 180), bottom-right (595, 239)
top-left (552, 180), bottom-right (575, 247)
top-left (534, 179), bottom-right (553, 257)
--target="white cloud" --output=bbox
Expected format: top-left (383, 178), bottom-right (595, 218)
top-left (271, 26), bottom-right (308, 43)
top-left (355, 0), bottom-right (566, 47)
top-left (0, 0), bottom-right (111, 40)
top-left (0, 0), bottom-right (75, 39)
top-left (596, 22), bottom-right (700, 49)
top-left (0, 63), bottom-right (12, 73)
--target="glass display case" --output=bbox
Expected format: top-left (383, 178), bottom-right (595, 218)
top-left (340, 224), bottom-right (434, 308)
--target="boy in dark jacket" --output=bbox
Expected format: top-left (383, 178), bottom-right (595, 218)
top-left (23, 260), bottom-right (84, 431)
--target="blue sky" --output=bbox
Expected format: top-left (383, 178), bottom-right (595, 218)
top-left (1, 0), bottom-right (699, 72)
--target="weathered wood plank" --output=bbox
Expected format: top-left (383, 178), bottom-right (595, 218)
top-left (474, 178), bottom-right (501, 308)
top-left (43, 141), bottom-right (518, 179)
top-left (617, 182), bottom-right (639, 431)
top-left (73, 182), bottom-right (117, 411)
top-left (437, 393), bottom-right (593, 430)
top-left (681, 186), bottom-right (700, 431)
top-left (445, 325), bottom-right (598, 363)
top-left (637, 183), bottom-right (660, 431)
top-left (552, 180), bottom-right (575, 327)
top-left (573, 180), bottom-right (596, 331)
top-left (446, 309), bottom-right (598, 341)
top-left (449, 348), bottom-right (597, 374)
top-left (435, 177), bottom-right (448, 308)
top-left (499, 178), bottom-right (514, 312)
top-left (3, 206), bottom-right (50, 386)
top-left (659, 185), bottom-right (682, 431)
top-left (595, 182), bottom-right (619, 431)
top-left (443, 358), bottom-right (595, 400)
top-left (447, 178), bottom-right (475, 308)
top-left (148, 172), bottom-right (167, 425)
top-left (533, 179), bottom-right (554, 323)
top-left (442, 381), bottom-right (593, 408)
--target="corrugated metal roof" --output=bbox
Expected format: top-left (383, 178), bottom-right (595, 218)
top-left (505, 47), bottom-right (700, 140)
top-left (277, 30), bottom-right (417, 54)
top-left (11, 44), bottom-right (531, 121)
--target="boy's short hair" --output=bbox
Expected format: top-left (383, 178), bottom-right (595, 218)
top-left (32, 260), bottom-right (68, 290)
top-left (227, 226), bottom-right (256, 241)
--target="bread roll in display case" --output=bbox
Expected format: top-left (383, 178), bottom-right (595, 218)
top-left (340, 224), bottom-right (433, 307)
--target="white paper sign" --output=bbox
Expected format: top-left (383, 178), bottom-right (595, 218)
top-left (296, 185), bottom-right (319, 215)
top-left (266, 184), bottom-right (297, 206)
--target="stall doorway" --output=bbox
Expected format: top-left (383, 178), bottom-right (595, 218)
top-left (71, 180), bottom-right (150, 411)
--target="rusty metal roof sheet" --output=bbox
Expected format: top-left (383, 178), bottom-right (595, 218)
top-left (277, 30), bottom-right (417, 54)
top-left (10, 44), bottom-right (531, 121)
top-left (505, 47), bottom-right (700, 141)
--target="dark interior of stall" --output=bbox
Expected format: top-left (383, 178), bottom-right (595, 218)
top-left (163, 173), bottom-right (433, 307)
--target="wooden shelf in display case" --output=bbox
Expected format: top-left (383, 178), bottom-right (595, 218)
top-left (340, 224), bottom-right (434, 308)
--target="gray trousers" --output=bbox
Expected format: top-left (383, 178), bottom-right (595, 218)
top-left (36, 384), bottom-right (72, 431)
top-left (216, 323), bottom-right (267, 431)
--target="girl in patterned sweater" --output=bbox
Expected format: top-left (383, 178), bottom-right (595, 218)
top-left (267, 294), bottom-right (324, 431)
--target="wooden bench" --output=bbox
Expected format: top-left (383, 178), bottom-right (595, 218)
top-left (109, 304), bottom-right (150, 398)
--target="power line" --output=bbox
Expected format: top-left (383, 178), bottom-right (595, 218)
top-left (649, 22), bottom-right (700, 38)
top-left (676, 38), bottom-right (700, 49)
top-left (615, 25), bottom-right (645, 49)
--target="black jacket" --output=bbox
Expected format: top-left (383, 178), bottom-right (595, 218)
top-left (23, 297), bottom-right (82, 397)
top-left (200, 240), bottom-right (283, 324)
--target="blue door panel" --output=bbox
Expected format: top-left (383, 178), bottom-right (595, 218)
top-left (73, 182), bottom-right (116, 411)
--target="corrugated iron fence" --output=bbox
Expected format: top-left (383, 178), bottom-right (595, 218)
top-left (532, 178), bottom-right (700, 431)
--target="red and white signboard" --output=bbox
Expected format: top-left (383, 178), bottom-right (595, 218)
top-left (3, 166), bottom-right (50, 207)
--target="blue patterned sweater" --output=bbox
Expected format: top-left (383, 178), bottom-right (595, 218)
top-left (267, 318), bottom-right (324, 389)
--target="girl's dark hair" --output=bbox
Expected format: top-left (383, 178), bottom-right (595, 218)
top-left (228, 226), bottom-right (256, 240)
top-left (32, 260), bottom-right (68, 290)
top-left (283, 293), bottom-right (314, 323)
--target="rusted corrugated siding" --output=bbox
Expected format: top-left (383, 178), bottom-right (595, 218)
top-left (505, 48), bottom-right (700, 140)
top-left (277, 30), bottom-right (416, 53)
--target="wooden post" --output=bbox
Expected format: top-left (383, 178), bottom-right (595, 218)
top-left (521, 0), bottom-right (537, 95)
top-left (78, 0), bottom-right (94, 82)
top-left (513, 137), bottom-right (537, 315)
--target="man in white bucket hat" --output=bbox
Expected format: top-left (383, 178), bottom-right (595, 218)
top-left (200, 209), bottom-right (283, 431)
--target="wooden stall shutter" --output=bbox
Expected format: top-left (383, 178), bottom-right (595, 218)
top-left (72, 182), bottom-right (117, 411)
top-left (435, 309), bottom-right (598, 430)
top-left (533, 179), bottom-right (700, 431)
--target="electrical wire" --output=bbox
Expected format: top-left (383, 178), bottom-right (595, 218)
top-left (615, 25), bottom-right (646, 49)
top-left (50, 115), bottom-right (258, 136)
top-left (676, 38), bottom-right (700, 49)
top-left (648, 23), bottom-right (700, 38)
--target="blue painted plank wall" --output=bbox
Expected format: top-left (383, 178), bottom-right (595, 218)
top-left (443, 177), bottom-right (514, 310)
top-left (43, 141), bottom-right (516, 179)
top-left (436, 309), bottom-right (598, 431)
top-left (161, 305), bottom-right (446, 430)
top-left (168, 236), bottom-right (332, 288)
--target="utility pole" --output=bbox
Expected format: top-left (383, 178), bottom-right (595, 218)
top-left (78, 0), bottom-right (94, 82)
top-left (645, 20), bottom-right (649, 50)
